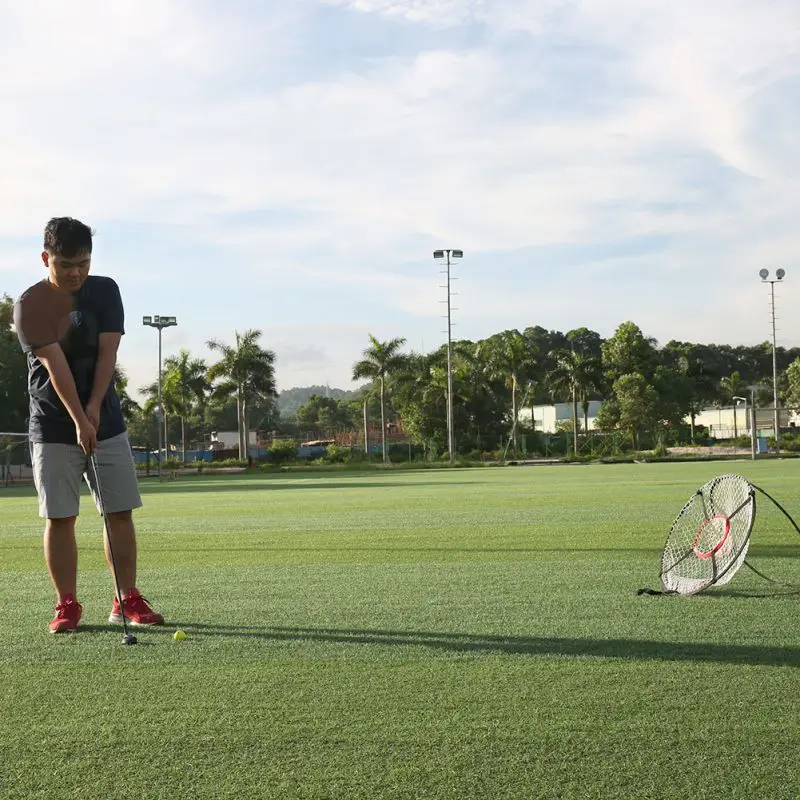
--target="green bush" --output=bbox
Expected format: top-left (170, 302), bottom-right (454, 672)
top-left (776, 433), bottom-right (800, 452)
top-left (653, 440), bottom-right (669, 458)
top-left (326, 444), bottom-right (350, 464)
top-left (269, 439), bottom-right (298, 463)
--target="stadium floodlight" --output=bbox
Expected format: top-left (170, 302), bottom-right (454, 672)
top-left (434, 249), bottom-right (463, 464)
top-left (142, 315), bottom-right (178, 477)
top-left (759, 270), bottom-right (787, 452)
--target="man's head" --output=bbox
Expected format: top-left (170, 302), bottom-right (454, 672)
top-left (41, 217), bottom-right (93, 293)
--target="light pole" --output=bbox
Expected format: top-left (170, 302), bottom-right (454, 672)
top-left (759, 268), bottom-right (785, 452)
top-left (434, 249), bottom-right (463, 463)
top-left (142, 315), bottom-right (177, 477)
top-left (733, 396), bottom-right (755, 460)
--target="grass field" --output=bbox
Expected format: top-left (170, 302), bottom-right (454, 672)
top-left (2, 460), bottom-right (800, 799)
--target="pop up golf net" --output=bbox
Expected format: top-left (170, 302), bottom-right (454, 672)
top-left (640, 473), bottom-right (800, 596)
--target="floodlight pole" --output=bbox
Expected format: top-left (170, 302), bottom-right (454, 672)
top-left (434, 249), bottom-right (463, 463)
top-left (733, 396), bottom-right (755, 461)
top-left (759, 269), bottom-right (785, 453)
top-left (142, 315), bottom-right (178, 477)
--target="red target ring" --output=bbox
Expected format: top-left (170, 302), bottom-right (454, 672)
top-left (692, 514), bottom-right (731, 559)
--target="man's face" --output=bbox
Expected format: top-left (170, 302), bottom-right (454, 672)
top-left (42, 250), bottom-right (91, 293)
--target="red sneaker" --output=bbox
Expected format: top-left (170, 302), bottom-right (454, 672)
top-left (109, 589), bottom-right (164, 627)
top-left (50, 596), bottom-right (82, 633)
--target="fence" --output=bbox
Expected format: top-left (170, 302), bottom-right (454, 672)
top-left (0, 433), bottom-right (30, 487)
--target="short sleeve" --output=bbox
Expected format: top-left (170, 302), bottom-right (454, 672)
top-left (96, 278), bottom-right (125, 335)
top-left (13, 292), bottom-right (59, 354)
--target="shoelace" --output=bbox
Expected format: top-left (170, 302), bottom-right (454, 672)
top-left (124, 593), bottom-right (152, 614)
top-left (55, 600), bottom-right (79, 617)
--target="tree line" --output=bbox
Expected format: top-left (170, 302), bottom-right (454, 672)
top-left (4, 292), bottom-right (800, 460)
top-left (346, 323), bottom-right (800, 460)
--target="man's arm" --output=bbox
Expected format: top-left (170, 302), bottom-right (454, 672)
top-left (86, 332), bottom-right (121, 428)
top-left (35, 343), bottom-right (97, 454)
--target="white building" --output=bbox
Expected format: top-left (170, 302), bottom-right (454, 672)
top-left (691, 406), bottom-right (795, 439)
top-left (519, 401), bottom-right (603, 434)
top-left (210, 430), bottom-right (258, 450)
top-left (519, 402), bottom-right (798, 438)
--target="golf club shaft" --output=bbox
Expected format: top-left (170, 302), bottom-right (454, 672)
top-left (90, 453), bottom-right (131, 638)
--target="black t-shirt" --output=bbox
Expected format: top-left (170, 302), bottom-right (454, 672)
top-left (13, 276), bottom-right (127, 444)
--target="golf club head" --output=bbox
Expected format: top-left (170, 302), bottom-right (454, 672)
top-left (122, 634), bottom-right (138, 646)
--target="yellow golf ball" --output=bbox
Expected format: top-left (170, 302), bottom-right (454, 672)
top-left (173, 630), bottom-right (186, 641)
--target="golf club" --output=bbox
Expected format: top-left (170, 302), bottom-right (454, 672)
top-left (89, 452), bottom-right (137, 645)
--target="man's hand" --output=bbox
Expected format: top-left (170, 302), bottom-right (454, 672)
top-left (85, 400), bottom-right (101, 430)
top-left (76, 418), bottom-right (98, 455)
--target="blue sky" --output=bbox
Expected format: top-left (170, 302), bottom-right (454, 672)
top-left (1, 0), bottom-right (798, 399)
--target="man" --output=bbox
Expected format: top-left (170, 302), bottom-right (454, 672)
top-left (14, 217), bottom-right (164, 633)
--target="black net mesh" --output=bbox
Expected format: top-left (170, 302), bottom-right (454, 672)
top-left (661, 474), bottom-right (755, 595)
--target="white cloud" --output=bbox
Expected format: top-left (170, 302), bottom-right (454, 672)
top-left (319, 0), bottom-right (491, 26)
top-left (1, 0), bottom-right (798, 393)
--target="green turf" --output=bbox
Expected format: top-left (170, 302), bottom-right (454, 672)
top-left (1, 461), bottom-right (799, 799)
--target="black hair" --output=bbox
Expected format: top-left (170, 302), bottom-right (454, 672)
top-left (43, 217), bottom-right (93, 258)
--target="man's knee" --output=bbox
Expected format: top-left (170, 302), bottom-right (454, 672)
top-left (46, 516), bottom-right (77, 533)
top-left (107, 510), bottom-right (133, 525)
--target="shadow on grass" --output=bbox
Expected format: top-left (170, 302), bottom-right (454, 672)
top-left (142, 545), bottom-right (662, 555)
top-left (747, 544), bottom-right (800, 558)
top-left (700, 588), bottom-right (800, 598)
top-left (138, 622), bottom-right (800, 667)
top-left (65, 624), bottom-right (158, 645)
top-left (138, 479), bottom-right (478, 494)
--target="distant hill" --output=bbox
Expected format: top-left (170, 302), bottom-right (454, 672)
top-left (278, 385), bottom-right (361, 418)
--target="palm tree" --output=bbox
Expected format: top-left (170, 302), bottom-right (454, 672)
top-left (547, 349), bottom-right (602, 455)
top-left (137, 380), bottom-right (170, 454)
top-left (113, 366), bottom-right (141, 425)
top-left (352, 335), bottom-right (407, 463)
top-left (478, 330), bottom-right (538, 453)
top-left (207, 330), bottom-right (277, 460)
top-left (578, 363), bottom-right (605, 435)
top-left (162, 350), bottom-right (210, 461)
top-left (720, 371), bottom-right (746, 439)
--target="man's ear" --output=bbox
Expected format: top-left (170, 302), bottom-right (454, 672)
top-left (41, 251), bottom-right (50, 269)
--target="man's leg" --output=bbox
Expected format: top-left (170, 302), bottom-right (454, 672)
top-left (32, 441), bottom-right (85, 632)
top-left (44, 516), bottom-right (79, 599)
top-left (103, 509), bottom-right (137, 596)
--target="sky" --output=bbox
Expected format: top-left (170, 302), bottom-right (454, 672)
top-left (1, 0), bottom-right (798, 400)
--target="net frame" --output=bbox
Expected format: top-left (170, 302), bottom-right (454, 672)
top-left (660, 473), bottom-right (756, 595)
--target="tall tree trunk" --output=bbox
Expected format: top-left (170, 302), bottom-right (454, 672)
top-left (181, 416), bottom-right (186, 463)
top-left (380, 377), bottom-right (387, 463)
top-left (511, 375), bottom-right (518, 451)
top-left (733, 405), bottom-right (738, 439)
top-left (237, 389), bottom-right (246, 460)
top-left (363, 401), bottom-right (369, 459)
top-left (243, 396), bottom-right (250, 462)
top-left (572, 385), bottom-right (579, 455)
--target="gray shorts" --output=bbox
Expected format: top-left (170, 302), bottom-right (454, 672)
top-left (31, 432), bottom-right (143, 519)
